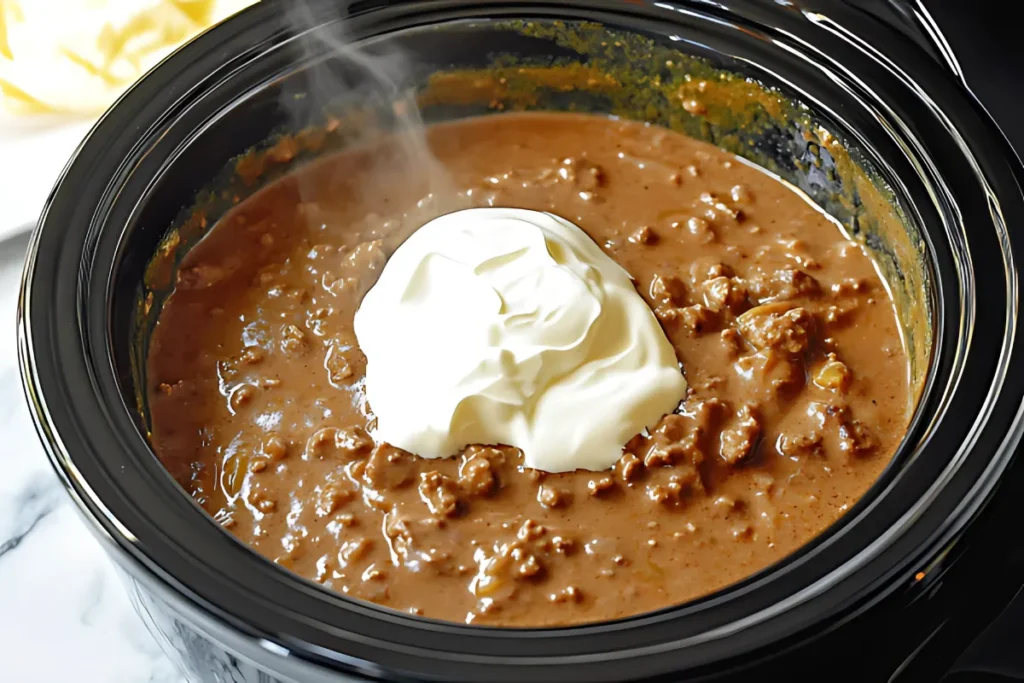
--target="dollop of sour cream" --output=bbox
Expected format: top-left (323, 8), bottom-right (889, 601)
top-left (353, 208), bottom-right (687, 472)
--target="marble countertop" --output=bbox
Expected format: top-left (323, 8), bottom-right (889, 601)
top-left (0, 233), bottom-right (184, 683)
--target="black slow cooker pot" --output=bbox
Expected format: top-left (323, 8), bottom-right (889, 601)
top-left (18, 1), bottom-right (1024, 681)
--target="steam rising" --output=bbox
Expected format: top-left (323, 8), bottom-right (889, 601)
top-left (284, 2), bottom-right (455, 244)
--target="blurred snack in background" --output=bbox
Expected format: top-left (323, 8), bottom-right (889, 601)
top-left (0, 0), bottom-right (255, 116)
top-left (0, 0), bottom-right (255, 238)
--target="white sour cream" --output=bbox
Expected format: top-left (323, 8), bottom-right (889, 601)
top-left (353, 208), bottom-right (687, 472)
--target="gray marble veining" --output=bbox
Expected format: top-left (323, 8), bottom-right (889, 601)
top-left (0, 233), bottom-right (184, 683)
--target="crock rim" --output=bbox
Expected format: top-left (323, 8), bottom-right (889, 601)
top-left (18, 1), bottom-right (1024, 680)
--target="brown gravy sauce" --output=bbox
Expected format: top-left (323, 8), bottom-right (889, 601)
top-left (147, 112), bottom-right (911, 626)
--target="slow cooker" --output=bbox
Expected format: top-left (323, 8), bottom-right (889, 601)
top-left (18, 0), bottom-right (1024, 681)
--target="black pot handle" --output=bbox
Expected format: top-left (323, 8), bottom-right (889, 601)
top-left (944, 586), bottom-right (1024, 681)
top-left (860, 7), bottom-right (1024, 676)
top-left (839, 5), bottom-right (1023, 678)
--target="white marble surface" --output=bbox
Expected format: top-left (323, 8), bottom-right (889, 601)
top-left (0, 117), bottom-right (95, 242)
top-left (0, 233), bottom-right (185, 683)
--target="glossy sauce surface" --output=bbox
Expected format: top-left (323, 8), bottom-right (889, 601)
top-left (148, 113), bottom-right (911, 626)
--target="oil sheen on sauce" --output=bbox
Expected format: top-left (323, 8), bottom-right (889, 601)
top-left (147, 112), bottom-right (911, 626)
